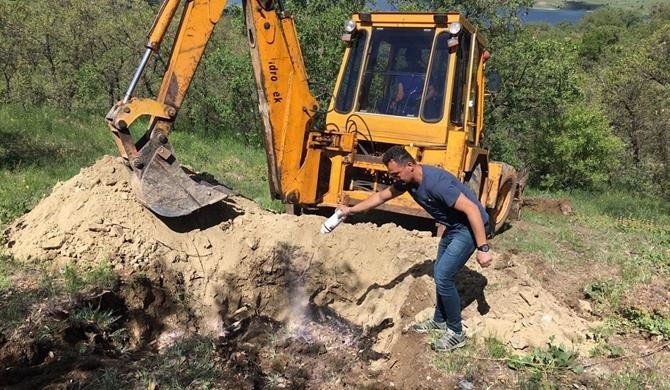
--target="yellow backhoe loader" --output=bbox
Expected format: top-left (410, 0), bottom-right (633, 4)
top-left (105, 0), bottom-right (525, 233)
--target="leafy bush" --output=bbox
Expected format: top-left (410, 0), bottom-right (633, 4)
top-left (507, 341), bottom-right (584, 382)
top-left (535, 105), bottom-right (623, 190)
top-left (485, 30), bottom-right (582, 171)
top-left (620, 308), bottom-right (670, 339)
top-left (584, 280), bottom-right (619, 304)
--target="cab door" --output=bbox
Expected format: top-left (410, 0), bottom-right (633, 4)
top-left (463, 33), bottom-right (483, 146)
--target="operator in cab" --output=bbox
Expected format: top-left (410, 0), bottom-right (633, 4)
top-left (338, 146), bottom-right (492, 352)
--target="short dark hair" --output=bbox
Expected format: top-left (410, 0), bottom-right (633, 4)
top-left (382, 145), bottom-right (416, 166)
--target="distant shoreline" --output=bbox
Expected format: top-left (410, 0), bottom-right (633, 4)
top-left (534, 1), bottom-right (602, 11)
top-left (529, 6), bottom-right (595, 12)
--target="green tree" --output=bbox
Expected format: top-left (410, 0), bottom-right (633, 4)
top-left (576, 7), bottom-right (642, 66)
top-left (599, 23), bottom-right (670, 197)
top-left (484, 29), bottom-right (581, 167)
top-left (288, 0), bottom-right (367, 103)
top-left (535, 104), bottom-right (623, 190)
top-left (0, 0), bottom-right (156, 110)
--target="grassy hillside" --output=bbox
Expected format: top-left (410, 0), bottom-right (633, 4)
top-left (0, 106), bottom-right (114, 225)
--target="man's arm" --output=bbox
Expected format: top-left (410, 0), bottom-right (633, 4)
top-left (394, 82), bottom-right (405, 104)
top-left (453, 193), bottom-right (492, 267)
top-left (339, 186), bottom-right (403, 216)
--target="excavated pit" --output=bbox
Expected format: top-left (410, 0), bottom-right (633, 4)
top-left (2, 156), bottom-right (597, 385)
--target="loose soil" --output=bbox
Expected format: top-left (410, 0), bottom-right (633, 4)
top-left (2, 156), bottom-right (600, 388)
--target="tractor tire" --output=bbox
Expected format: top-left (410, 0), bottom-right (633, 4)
top-left (492, 163), bottom-right (516, 234)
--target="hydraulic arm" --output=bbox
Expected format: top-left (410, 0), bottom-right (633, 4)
top-left (106, 0), bottom-right (231, 217)
top-left (106, 0), bottom-right (323, 217)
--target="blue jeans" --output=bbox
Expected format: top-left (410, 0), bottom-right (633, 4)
top-left (432, 225), bottom-right (476, 333)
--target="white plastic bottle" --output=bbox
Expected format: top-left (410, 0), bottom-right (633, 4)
top-left (320, 209), bottom-right (346, 234)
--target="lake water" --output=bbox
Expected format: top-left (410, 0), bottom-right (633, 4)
top-left (520, 7), bottom-right (589, 24)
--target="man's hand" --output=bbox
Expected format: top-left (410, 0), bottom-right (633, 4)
top-left (476, 250), bottom-right (492, 268)
top-left (337, 206), bottom-right (354, 217)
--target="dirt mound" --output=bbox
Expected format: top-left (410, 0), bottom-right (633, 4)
top-left (3, 156), bottom-right (595, 361)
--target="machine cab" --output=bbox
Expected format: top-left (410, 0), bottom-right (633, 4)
top-left (336, 26), bottom-right (448, 121)
top-left (320, 13), bottom-right (489, 217)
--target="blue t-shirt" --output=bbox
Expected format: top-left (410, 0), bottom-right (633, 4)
top-left (393, 165), bottom-right (489, 230)
top-left (395, 74), bottom-right (424, 115)
top-left (397, 74), bottom-right (425, 98)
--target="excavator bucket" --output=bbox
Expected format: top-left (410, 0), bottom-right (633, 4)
top-left (128, 131), bottom-right (234, 218)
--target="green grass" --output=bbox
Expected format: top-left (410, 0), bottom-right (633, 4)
top-left (609, 369), bottom-right (670, 389)
top-left (485, 336), bottom-right (509, 359)
top-left (494, 209), bottom-right (560, 259)
top-left (169, 129), bottom-right (282, 211)
top-left (86, 368), bottom-right (127, 390)
top-left (0, 257), bottom-right (122, 329)
top-left (70, 305), bottom-right (122, 332)
top-left (0, 255), bottom-right (10, 292)
top-left (62, 261), bottom-right (117, 294)
top-left (0, 258), bottom-right (53, 327)
top-left (0, 105), bottom-right (115, 225)
top-left (570, 190), bottom-right (670, 290)
top-left (432, 342), bottom-right (477, 374)
top-left (432, 336), bottom-right (505, 380)
top-left (0, 104), bottom-right (280, 228)
top-left (497, 189), bottom-right (670, 283)
top-left (136, 336), bottom-right (223, 388)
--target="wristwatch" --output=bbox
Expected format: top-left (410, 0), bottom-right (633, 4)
top-left (477, 244), bottom-right (490, 253)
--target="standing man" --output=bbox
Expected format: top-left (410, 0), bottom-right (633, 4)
top-left (338, 146), bottom-right (492, 352)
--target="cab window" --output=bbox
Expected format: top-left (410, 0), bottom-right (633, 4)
top-left (335, 30), bottom-right (368, 113)
top-left (450, 30), bottom-right (471, 125)
top-left (357, 28), bottom-right (434, 118)
top-left (421, 32), bottom-right (450, 122)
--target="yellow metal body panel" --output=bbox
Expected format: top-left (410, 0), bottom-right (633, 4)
top-left (323, 155), bottom-right (347, 205)
top-left (486, 162), bottom-right (504, 208)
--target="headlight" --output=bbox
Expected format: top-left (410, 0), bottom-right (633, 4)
top-left (344, 19), bottom-right (356, 33)
top-left (449, 22), bottom-right (462, 35)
